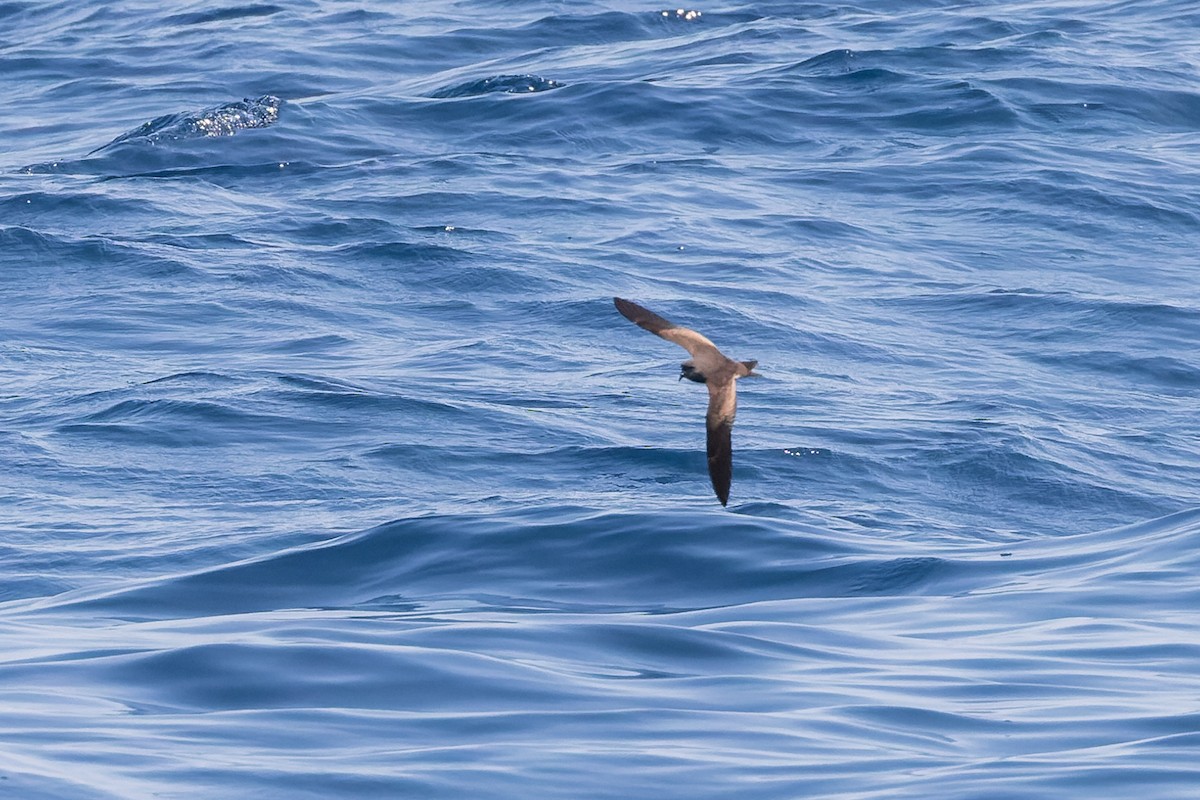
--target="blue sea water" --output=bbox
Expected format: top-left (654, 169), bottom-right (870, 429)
top-left (2, 0), bottom-right (1200, 796)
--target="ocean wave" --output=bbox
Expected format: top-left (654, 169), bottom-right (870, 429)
top-left (37, 505), bottom-right (1200, 622)
top-left (162, 4), bottom-right (284, 27)
top-left (5, 507), bottom-right (1198, 796)
top-left (90, 95), bottom-right (283, 152)
top-left (430, 74), bottom-right (562, 99)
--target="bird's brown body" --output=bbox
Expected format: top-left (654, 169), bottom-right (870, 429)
top-left (614, 297), bottom-right (758, 506)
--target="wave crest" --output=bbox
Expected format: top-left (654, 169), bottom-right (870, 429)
top-left (430, 74), bottom-right (562, 99)
top-left (90, 94), bottom-right (282, 153)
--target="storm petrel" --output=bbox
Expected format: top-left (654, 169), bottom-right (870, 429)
top-left (614, 297), bottom-right (759, 506)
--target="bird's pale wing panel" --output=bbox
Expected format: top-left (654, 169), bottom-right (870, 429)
top-left (614, 297), bottom-right (721, 359)
top-left (659, 327), bottom-right (721, 360)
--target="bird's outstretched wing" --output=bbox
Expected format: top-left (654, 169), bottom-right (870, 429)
top-left (705, 379), bottom-right (737, 506)
top-left (614, 297), bottom-right (722, 361)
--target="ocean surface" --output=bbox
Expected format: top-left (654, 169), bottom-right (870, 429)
top-left (2, 1), bottom-right (1199, 797)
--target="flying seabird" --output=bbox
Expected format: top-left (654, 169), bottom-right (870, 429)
top-left (614, 297), bottom-right (759, 506)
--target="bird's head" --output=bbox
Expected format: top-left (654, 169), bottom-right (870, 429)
top-left (679, 361), bottom-right (707, 383)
